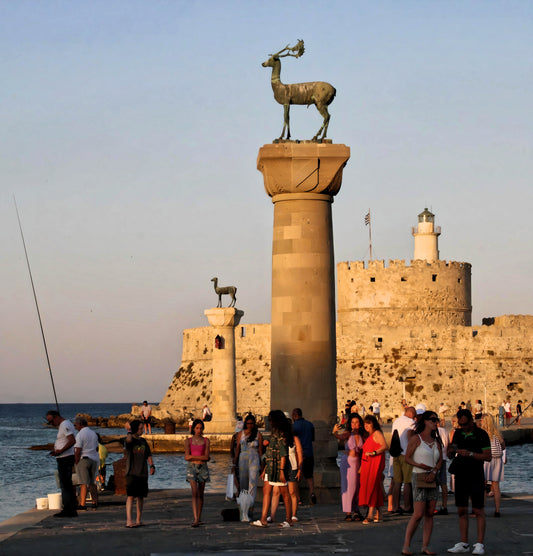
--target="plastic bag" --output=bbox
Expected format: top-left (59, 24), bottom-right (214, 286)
top-left (225, 473), bottom-right (236, 500)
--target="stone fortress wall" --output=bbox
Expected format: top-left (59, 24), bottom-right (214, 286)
top-left (159, 287), bottom-right (533, 424)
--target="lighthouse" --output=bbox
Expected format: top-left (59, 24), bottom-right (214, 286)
top-left (412, 207), bottom-right (441, 261)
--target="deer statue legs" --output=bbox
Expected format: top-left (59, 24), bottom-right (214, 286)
top-left (279, 105), bottom-right (291, 141)
top-left (312, 103), bottom-right (331, 142)
top-left (278, 102), bottom-right (331, 142)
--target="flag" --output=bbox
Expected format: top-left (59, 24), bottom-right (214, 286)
top-left (364, 211), bottom-right (370, 226)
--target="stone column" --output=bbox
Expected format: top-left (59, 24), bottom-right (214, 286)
top-left (204, 307), bottom-right (244, 433)
top-left (257, 142), bottom-right (350, 490)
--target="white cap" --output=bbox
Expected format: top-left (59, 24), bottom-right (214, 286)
top-left (415, 403), bottom-right (427, 415)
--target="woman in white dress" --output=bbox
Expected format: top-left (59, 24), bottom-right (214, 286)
top-left (480, 413), bottom-right (505, 517)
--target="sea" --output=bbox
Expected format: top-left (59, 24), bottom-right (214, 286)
top-left (1, 403), bottom-right (532, 524)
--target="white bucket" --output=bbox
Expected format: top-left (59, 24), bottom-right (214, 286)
top-left (47, 492), bottom-right (62, 510)
top-left (36, 497), bottom-right (49, 510)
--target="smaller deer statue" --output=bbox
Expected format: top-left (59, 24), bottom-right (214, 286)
top-left (262, 40), bottom-right (336, 141)
top-left (211, 277), bottom-right (237, 308)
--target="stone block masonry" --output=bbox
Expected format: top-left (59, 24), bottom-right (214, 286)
top-left (159, 315), bottom-right (532, 423)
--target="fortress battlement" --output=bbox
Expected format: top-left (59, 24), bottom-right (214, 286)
top-left (338, 259), bottom-right (471, 271)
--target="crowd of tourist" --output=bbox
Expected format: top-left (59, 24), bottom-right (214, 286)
top-left (332, 399), bottom-right (512, 556)
top-left (44, 397), bottom-right (519, 553)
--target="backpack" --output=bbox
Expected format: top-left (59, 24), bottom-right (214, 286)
top-left (389, 429), bottom-right (402, 457)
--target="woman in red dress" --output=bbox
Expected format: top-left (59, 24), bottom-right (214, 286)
top-left (359, 414), bottom-right (388, 523)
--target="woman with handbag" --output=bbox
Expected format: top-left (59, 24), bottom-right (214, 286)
top-left (401, 411), bottom-right (443, 556)
top-left (332, 413), bottom-right (366, 521)
top-left (233, 414), bottom-right (263, 512)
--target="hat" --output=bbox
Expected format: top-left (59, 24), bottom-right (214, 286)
top-left (415, 403), bottom-right (427, 415)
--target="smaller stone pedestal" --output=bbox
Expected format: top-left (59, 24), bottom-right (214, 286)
top-left (204, 307), bottom-right (244, 433)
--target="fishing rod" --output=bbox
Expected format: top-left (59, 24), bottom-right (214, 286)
top-left (508, 399), bottom-right (532, 427)
top-left (13, 196), bottom-right (60, 413)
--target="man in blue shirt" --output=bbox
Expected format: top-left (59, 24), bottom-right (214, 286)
top-left (291, 408), bottom-right (316, 504)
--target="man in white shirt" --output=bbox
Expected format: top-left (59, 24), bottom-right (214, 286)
top-left (46, 410), bottom-right (78, 517)
top-left (438, 402), bottom-right (449, 426)
top-left (141, 401), bottom-right (152, 434)
top-left (503, 400), bottom-right (512, 426)
top-left (391, 406), bottom-right (416, 513)
top-left (74, 416), bottom-right (100, 510)
top-left (371, 399), bottom-right (381, 424)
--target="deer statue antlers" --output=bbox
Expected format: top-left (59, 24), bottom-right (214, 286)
top-left (270, 39), bottom-right (305, 59)
top-left (262, 40), bottom-right (335, 142)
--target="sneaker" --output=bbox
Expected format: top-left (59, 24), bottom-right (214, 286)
top-left (435, 507), bottom-right (449, 515)
top-left (447, 542), bottom-right (469, 553)
top-left (472, 543), bottom-right (485, 555)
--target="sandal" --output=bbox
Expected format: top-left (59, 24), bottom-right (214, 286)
top-left (344, 513), bottom-right (353, 521)
top-left (278, 521), bottom-right (291, 528)
top-left (421, 549), bottom-right (436, 555)
top-left (251, 520), bottom-right (268, 527)
top-left (362, 518), bottom-right (372, 524)
top-left (401, 550), bottom-right (413, 555)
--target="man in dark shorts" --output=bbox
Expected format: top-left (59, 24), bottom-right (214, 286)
top-left (291, 408), bottom-right (316, 504)
top-left (447, 409), bottom-right (491, 555)
top-left (141, 401), bottom-right (152, 434)
top-left (124, 420), bottom-right (155, 527)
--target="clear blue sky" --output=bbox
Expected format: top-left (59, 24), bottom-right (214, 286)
top-left (1, 1), bottom-right (531, 403)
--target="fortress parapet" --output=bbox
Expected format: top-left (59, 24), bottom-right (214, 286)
top-left (337, 259), bottom-right (472, 329)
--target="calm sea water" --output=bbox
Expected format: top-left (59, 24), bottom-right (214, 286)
top-left (0, 404), bottom-right (531, 524)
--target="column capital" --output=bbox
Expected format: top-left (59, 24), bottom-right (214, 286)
top-left (257, 142), bottom-right (350, 198)
top-left (204, 307), bottom-right (244, 328)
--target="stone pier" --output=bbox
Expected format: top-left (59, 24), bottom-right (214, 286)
top-left (204, 307), bottom-right (243, 433)
top-left (257, 142), bottom-right (350, 489)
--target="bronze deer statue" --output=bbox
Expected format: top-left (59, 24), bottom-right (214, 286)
top-left (211, 277), bottom-right (237, 308)
top-left (262, 40), bottom-right (336, 142)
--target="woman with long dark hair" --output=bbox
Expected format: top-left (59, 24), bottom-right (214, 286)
top-left (269, 414), bottom-right (304, 523)
top-left (401, 410), bottom-right (442, 556)
top-left (359, 414), bottom-right (388, 523)
top-left (251, 410), bottom-right (292, 528)
top-left (233, 414), bottom-right (263, 510)
top-left (185, 419), bottom-right (210, 527)
top-left (333, 413), bottom-right (366, 521)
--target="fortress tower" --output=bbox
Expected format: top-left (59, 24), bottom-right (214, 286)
top-left (337, 208), bottom-right (471, 330)
top-left (412, 207), bottom-right (440, 261)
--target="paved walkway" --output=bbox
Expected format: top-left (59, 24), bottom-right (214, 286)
top-left (1, 489), bottom-right (532, 555)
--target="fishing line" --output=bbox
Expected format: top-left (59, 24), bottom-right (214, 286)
top-left (13, 196), bottom-right (60, 413)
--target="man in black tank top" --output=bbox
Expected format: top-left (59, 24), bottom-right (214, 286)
top-left (447, 410), bottom-right (491, 555)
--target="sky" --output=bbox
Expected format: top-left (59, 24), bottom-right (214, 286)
top-left (1, 1), bottom-right (531, 404)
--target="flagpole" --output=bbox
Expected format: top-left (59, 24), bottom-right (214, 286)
top-left (365, 209), bottom-right (372, 262)
top-left (369, 210), bottom-right (372, 261)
